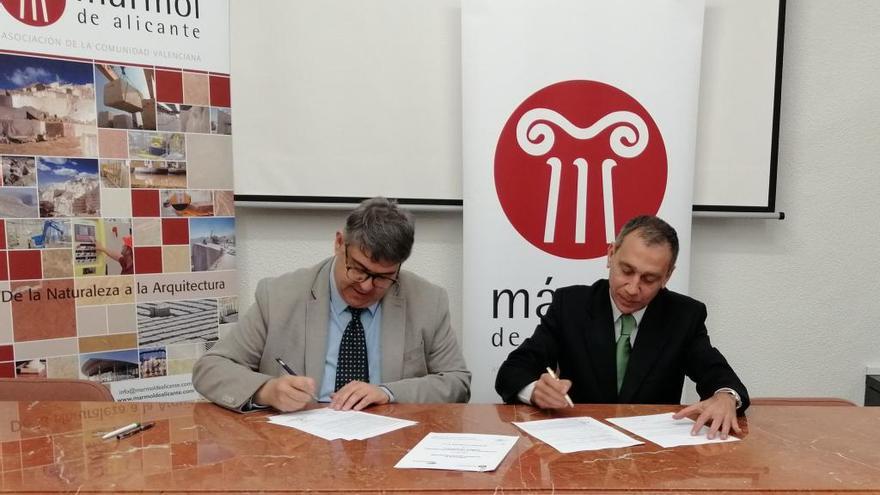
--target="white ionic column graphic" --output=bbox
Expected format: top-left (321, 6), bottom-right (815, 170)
top-left (19, 0), bottom-right (48, 22)
top-left (601, 158), bottom-right (618, 244)
top-left (516, 108), bottom-right (649, 244)
top-left (572, 158), bottom-right (588, 243)
top-left (543, 157), bottom-right (562, 243)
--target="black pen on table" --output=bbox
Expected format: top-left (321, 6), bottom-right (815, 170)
top-left (116, 422), bottom-right (155, 440)
top-left (275, 357), bottom-right (319, 401)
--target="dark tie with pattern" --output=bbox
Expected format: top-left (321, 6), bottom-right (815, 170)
top-left (335, 307), bottom-right (369, 391)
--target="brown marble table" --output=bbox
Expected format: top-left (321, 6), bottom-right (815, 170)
top-left (0, 401), bottom-right (878, 493)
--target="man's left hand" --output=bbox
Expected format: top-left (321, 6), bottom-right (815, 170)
top-left (330, 381), bottom-right (390, 411)
top-left (673, 392), bottom-right (741, 439)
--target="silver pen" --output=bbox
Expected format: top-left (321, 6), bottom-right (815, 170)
top-left (101, 422), bottom-right (140, 440)
top-left (117, 422), bottom-right (155, 440)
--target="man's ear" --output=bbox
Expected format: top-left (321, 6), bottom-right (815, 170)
top-left (662, 264), bottom-right (676, 287)
top-left (606, 242), bottom-right (615, 269)
top-left (334, 231), bottom-right (344, 252)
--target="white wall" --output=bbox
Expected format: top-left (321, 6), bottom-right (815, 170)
top-left (235, 0), bottom-right (880, 405)
top-left (689, 0), bottom-right (880, 405)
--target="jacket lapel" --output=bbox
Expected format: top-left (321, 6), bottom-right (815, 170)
top-left (619, 290), bottom-right (668, 403)
top-left (583, 282), bottom-right (618, 402)
top-left (304, 259), bottom-right (332, 387)
top-left (380, 285), bottom-right (405, 382)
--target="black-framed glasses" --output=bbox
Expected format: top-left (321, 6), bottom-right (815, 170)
top-left (344, 245), bottom-right (399, 289)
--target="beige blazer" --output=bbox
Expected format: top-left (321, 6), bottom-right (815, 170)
top-left (192, 257), bottom-right (471, 411)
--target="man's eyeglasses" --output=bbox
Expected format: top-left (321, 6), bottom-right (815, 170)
top-left (344, 246), bottom-right (399, 289)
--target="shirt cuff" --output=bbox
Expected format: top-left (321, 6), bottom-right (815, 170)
top-left (243, 396), bottom-right (270, 412)
top-left (379, 385), bottom-right (395, 403)
top-left (517, 381), bottom-right (537, 405)
top-left (714, 387), bottom-right (742, 409)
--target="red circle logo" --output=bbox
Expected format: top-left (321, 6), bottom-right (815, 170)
top-left (494, 80), bottom-right (667, 259)
top-left (2, 0), bottom-right (65, 27)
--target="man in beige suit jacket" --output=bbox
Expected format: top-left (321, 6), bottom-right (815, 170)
top-left (193, 198), bottom-right (470, 412)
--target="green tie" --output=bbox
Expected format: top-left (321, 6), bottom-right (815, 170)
top-left (616, 314), bottom-right (636, 393)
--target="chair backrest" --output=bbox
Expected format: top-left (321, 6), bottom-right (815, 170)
top-left (750, 397), bottom-right (856, 406)
top-left (0, 378), bottom-right (114, 402)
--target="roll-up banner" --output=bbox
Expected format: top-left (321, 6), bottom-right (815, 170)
top-left (0, 0), bottom-right (236, 401)
top-left (462, 0), bottom-right (705, 402)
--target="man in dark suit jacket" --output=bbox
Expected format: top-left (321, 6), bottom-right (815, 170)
top-left (496, 215), bottom-right (748, 440)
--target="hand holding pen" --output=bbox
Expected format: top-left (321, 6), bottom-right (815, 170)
top-left (274, 358), bottom-right (319, 402)
top-left (531, 367), bottom-right (574, 409)
top-left (252, 358), bottom-right (318, 412)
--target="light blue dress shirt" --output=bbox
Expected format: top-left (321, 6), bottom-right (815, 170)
top-left (318, 260), bottom-right (383, 401)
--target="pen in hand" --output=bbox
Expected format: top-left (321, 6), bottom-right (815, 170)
top-left (275, 358), bottom-right (319, 402)
top-left (545, 367), bottom-right (575, 408)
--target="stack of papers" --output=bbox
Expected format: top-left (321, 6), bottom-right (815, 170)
top-left (395, 433), bottom-right (519, 472)
top-left (607, 412), bottom-right (741, 448)
top-left (512, 416), bottom-right (643, 453)
top-left (268, 408), bottom-right (416, 441)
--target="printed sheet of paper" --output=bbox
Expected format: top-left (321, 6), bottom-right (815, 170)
top-left (607, 412), bottom-right (741, 448)
top-left (512, 416), bottom-right (642, 453)
top-left (268, 408), bottom-right (416, 441)
top-left (395, 433), bottom-right (519, 472)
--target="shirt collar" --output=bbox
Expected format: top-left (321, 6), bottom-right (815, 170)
top-left (608, 289), bottom-right (647, 326)
top-left (329, 256), bottom-right (379, 316)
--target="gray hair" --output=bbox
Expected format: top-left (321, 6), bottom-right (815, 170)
top-left (343, 197), bottom-right (414, 264)
top-left (614, 215), bottom-right (679, 267)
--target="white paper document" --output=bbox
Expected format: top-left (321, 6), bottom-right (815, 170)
top-left (607, 412), bottom-right (741, 448)
top-left (268, 408), bottom-right (416, 441)
top-left (512, 416), bottom-right (643, 453)
top-left (395, 433), bottom-right (519, 472)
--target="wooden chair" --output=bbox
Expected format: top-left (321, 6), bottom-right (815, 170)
top-left (750, 397), bottom-right (856, 406)
top-left (0, 378), bottom-right (114, 402)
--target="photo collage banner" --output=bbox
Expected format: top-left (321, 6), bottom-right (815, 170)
top-left (0, 0), bottom-right (235, 400)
